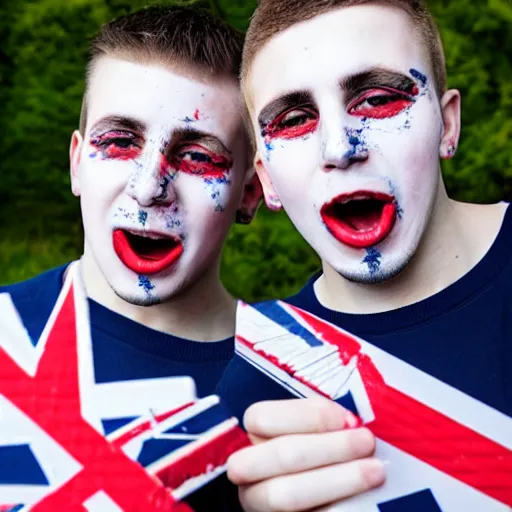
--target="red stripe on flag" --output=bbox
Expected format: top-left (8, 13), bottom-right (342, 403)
top-left (288, 305), bottom-right (512, 506)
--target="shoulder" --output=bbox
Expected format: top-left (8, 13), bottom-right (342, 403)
top-left (1, 264), bottom-right (67, 297)
top-left (0, 264), bottom-right (69, 344)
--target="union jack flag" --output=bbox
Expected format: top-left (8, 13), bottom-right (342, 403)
top-left (230, 300), bottom-right (512, 512)
top-left (0, 263), bottom-right (249, 511)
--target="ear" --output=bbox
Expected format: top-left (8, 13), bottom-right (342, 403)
top-left (439, 89), bottom-right (461, 160)
top-left (70, 130), bottom-right (84, 197)
top-left (254, 151), bottom-right (282, 212)
top-left (235, 168), bottom-right (264, 224)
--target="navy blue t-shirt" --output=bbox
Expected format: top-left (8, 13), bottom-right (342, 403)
top-left (0, 265), bottom-right (241, 511)
top-left (286, 204), bottom-right (512, 417)
top-left (217, 204), bottom-right (512, 425)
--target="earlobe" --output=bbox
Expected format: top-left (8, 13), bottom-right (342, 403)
top-left (254, 153), bottom-right (282, 212)
top-left (439, 89), bottom-right (461, 160)
top-left (235, 170), bottom-right (264, 224)
top-left (70, 130), bottom-right (83, 197)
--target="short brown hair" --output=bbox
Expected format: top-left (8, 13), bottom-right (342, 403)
top-left (242, 0), bottom-right (446, 99)
top-left (80, 5), bottom-right (243, 134)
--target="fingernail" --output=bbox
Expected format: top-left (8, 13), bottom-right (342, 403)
top-left (344, 410), bottom-right (363, 429)
top-left (364, 459), bottom-right (387, 488)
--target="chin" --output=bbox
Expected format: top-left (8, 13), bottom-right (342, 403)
top-left (112, 286), bottom-right (165, 307)
top-left (333, 253), bottom-right (413, 285)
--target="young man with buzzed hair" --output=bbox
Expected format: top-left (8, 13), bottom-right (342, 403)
top-left (225, 0), bottom-right (511, 510)
top-left (0, 5), bottom-right (381, 511)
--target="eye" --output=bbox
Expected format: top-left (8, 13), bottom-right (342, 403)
top-left (348, 89), bottom-right (414, 119)
top-left (178, 150), bottom-right (213, 164)
top-left (90, 131), bottom-right (142, 160)
top-left (173, 144), bottom-right (231, 178)
top-left (265, 106), bottom-right (319, 140)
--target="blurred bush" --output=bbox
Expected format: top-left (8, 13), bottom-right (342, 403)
top-left (0, 0), bottom-right (508, 300)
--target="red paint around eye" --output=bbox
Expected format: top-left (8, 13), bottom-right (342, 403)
top-left (102, 145), bottom-right (141, 160)
top-left (264, 110), bottom-right (319, 140)
top-left (166, 145), bottom-right (233, 179)
top-left (349, 89), bottom-right (414, 119)
top-left (194, 109), bottom-right (200, 121)
top-left (90, 132), bottom-right (142, 160)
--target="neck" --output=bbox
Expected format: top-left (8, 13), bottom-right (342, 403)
top-left (316, 183), bottom-right (506, 314)
top-left (79, 254), bottom-right (236, 342)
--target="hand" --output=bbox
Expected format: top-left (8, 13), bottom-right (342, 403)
top-left (227, 398), bottom-right (385, 512)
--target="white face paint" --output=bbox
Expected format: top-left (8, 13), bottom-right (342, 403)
top-left (249, 5), bottom-right (445, 283)
top-left (72, 57), bottom-right (247, 304)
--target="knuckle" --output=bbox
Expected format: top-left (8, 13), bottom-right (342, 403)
top-left (315, 399), bottom-right (342, 432)
top-left (274, 437), bottom-right (306, 473)
top-left (266, 480), bottom-right (297, 512)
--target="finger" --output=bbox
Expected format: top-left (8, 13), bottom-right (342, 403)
top-left (228, 428), bottom-right (375, 485)
top-left (238, 458), bottom-right (386, 512)
top-left (243, 398), bottom-right (359, 438)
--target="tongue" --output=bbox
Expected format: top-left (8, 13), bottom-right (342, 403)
top-left (337, 200), bottom-right (384, 232)
top-left (127, 233), bottom-right (177, 261)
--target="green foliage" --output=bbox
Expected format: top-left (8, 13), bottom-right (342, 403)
top-left (0, 0), bottom-right (509, 300)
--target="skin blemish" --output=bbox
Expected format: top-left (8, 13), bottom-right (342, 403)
top-left (138, 275), bottom-right (155, 295)
top-left (362, 248), bottom-right (382, 276)
top-left (410, 68), bottom-right (427, 86)
top-left (138, 210), bottom-right (148, 226)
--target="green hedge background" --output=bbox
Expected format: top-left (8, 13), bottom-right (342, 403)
top-left (0, 0), bottom-right (509, 300)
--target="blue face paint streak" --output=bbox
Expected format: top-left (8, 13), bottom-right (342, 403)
top-left (138, 210), bottom-right (148, 226)
top-left (181, 116), bottom-right (196, 123)
top-left (138, 276), bottom-right (155, 295)
top-left (89, 152), bottom-right (97, 159)
top-left (203, 176), bottom-right (231, 212)
top-left (410, 68), bottom-right (427, 86)
top-left (362, 248), bottom-right (382, 276)
top-left (344, 127), bottom-right (366, 159)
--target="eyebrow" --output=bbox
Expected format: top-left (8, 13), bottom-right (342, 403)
top-left (173, 127), bottom-right (232, 156)
top-left (257, 68), bottom-right (416, 129)
top-left (89, 115), bottom-right (147, 138)
top-left (341, 67), bottom-right (416, 101)
top-left (258, 91), bottom-right (314, 130)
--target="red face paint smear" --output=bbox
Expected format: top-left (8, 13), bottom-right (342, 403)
top-left (169, 145), bottom-right (233, 179)
top-left (90, 131), bottom-right (142, 160)
top-left (348, 88), bottom-right (414, 119)
top-left (264, 107), bottom-right (319, 140)
top-left (193, 109), bottom-right (200, 121)
top-left (320, 191), bottom-right (397, 248)
top-left (113, 229), bottom-right (183, 274)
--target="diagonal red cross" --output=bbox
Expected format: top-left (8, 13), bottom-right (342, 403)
top-left (0, 284), bottom-right (193, 511)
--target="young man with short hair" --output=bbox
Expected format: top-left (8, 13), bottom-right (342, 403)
top-left (226, 0), bottom-right (511, 510)
top-left (1, 5), bottom-right (378, 511)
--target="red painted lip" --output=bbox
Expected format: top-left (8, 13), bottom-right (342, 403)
top-left (320, 191), bottom-right (396, 249)
top-left (113, 229), bottom-right (183, 275)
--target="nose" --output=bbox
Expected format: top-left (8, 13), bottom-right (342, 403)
top-left (127, 153), bottom-right (177, 207)
top-left (321, 126), bottom-right (369, 171)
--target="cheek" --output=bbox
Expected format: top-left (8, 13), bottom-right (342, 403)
top-left (80, 161), bottom-right (130, 215)
top-left (261, 137), bottom-right (318, 196)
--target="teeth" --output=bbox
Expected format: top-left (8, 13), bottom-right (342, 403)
top-left (126, 230), bottom-right (168, 240)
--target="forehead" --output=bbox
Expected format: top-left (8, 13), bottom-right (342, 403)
top-left (248, 4), bottom-right (428, 112)
top-left (86, 57), bottom-right (243, 139)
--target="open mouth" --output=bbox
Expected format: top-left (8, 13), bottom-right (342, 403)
top-left (113, 229), bottom-right (183, 275)
top-left (320, 191), bottom-right (396, 249)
